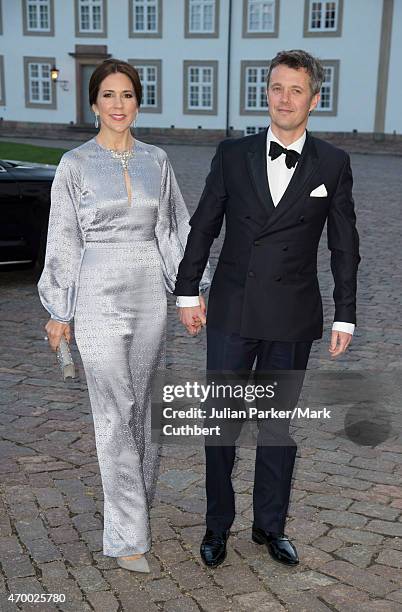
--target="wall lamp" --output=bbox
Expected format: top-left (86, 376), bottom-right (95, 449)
top-left (51, 66), bottom-right (69, 92)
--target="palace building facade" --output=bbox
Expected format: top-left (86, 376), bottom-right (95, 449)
top-left (0, 0), bottom-right (400, 142)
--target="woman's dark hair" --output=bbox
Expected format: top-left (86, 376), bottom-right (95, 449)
top-left (267, 50), bottom-right (324, 96)
top-left (89, 59), bottom-right (142, 107)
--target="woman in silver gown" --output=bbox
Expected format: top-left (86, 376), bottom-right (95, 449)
top-left (38, 59), bottom-right (208, 572)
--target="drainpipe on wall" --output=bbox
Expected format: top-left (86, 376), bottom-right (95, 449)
top-left (374, 0), bottom-right (394, 136)
top-left (225, 0), bottom-right (233, 137)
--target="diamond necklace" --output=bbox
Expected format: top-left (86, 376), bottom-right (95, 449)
top-left (108, 147), bottom-right (134, 171)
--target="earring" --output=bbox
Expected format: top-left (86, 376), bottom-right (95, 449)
top-left (94, 113), bottom-right (99, 128)
top-left (132, 114), bottom-right (138, 128)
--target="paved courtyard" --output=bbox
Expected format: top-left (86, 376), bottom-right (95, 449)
top-left (0, 143), bottom-right (401, 611)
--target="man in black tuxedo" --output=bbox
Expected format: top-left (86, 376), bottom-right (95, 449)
top-left (174, 50), bottom-right (360, 567)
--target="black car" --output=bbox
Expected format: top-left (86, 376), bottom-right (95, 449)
top-left (0, 159), bottom-right (55, 272)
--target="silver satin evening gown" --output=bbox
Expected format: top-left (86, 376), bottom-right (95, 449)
top-left (38, 137), bottom-right (209, 557)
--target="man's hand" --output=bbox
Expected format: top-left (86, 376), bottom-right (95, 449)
top-left (329, 330), bottom-right (352, 358)
top-left (178, 295), bottom-right (207, 336)
top-left (45, 319), bottom-right (71, 352)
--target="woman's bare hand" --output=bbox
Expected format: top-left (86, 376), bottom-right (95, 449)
top-left (45, 319), bottom-right (71, 351)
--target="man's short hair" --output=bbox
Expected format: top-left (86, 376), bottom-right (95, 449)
top-left (267, 50), bottom-right (325, 96)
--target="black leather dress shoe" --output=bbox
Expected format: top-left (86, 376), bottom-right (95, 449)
top-left (252, 526), bottom-right (299, 565)
top-left (200, 529), bottom-right (229, 567)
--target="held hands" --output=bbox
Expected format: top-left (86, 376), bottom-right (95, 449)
top-left (178, 295), bottom-right (207, 336)
top-left (329, 330), bottom-right (352, 358)
top-left (45, 319), bottom-right (71, 351)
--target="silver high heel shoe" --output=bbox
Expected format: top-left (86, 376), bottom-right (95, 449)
top-left (117, 555), bottom-right (150, 573)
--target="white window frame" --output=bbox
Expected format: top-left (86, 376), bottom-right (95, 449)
top-left (312, 60), bottom-right (339, 116)
top-left (183, 61), bottom-right (218, 115)
top-left (309, 0), bottom-right (338, 32)
top-left (132, 0), bottom-right (158, 33)
top-left (245, 126), bottom-right (266, 135)
top-left (26, 0), bottom-right (51, 32)
top-left (316, 65), bottom-right (334, 111)
top-left (79, 0), bottom-right (103, 33)
top-left (245, 66), bottom-right (268, 112)
top-left (129, 59), bottom-right (162, 113)
top-left (28, 61), bottom-right (52, 104)
top-left (246, 0), bottom-right (276, 34)
top-left (189, 0), bottom-right (215, 34)
top-left (188, 66), bottom-right (213, 110)
top-left (136, 64), bottom-right (159, 110)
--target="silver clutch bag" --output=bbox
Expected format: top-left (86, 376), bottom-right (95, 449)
top-left (56, 337), bottom-right (76, 381)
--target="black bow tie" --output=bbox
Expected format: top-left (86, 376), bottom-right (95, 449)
top-left (269, 141), bottom-right (301, 169)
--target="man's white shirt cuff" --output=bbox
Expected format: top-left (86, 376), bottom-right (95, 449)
top-left (332, 321), bottom-right (355, 335)
top-left (175, 302), bottom-right (355, 335)
top-left (176, 296), bottom-right (200, 307)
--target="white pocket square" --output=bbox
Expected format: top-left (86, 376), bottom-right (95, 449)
top-left (310, 184), bottom-right (328, 197)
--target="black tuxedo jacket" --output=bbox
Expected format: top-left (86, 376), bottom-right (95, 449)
top-left (174, 128), bottom-right (360, 341)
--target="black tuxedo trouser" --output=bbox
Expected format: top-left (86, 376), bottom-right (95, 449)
top-left (205, 326), bottom-right (312, 534)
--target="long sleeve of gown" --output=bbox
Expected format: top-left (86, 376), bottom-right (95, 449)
top-left (155, 154), bottom-right (210, 294)
top-left (37, 154), bottom-right (84, 323)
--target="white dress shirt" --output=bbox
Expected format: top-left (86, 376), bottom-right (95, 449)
top-left (177, 127), bottom-right (354, 336)
top-left (267, 127), bottom-right (306, 206)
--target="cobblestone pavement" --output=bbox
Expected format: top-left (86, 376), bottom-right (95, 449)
top-left (0, 144), bottom-right (401, 612)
